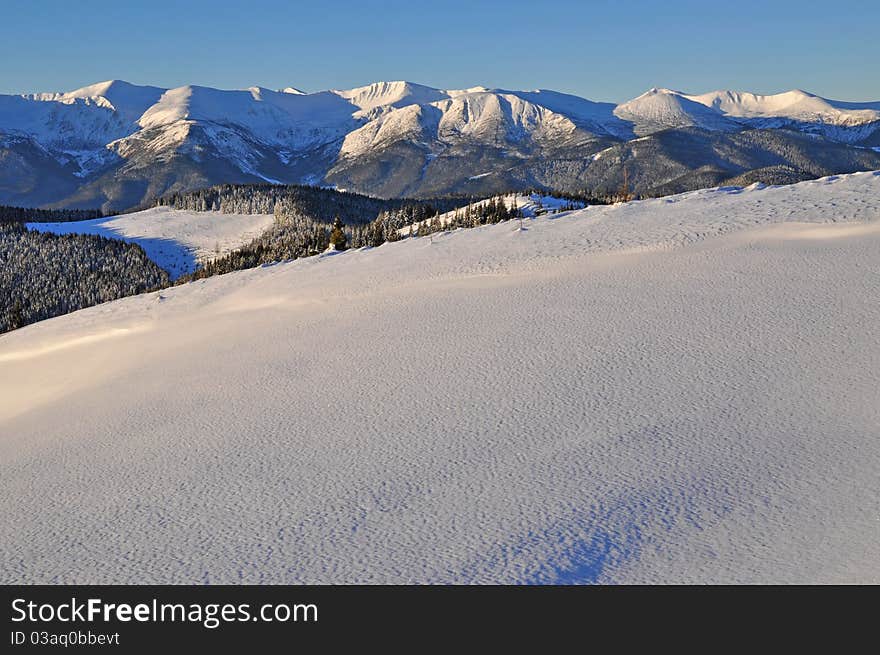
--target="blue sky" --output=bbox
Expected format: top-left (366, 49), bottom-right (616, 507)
top-left (3, 0), bottom-right (877, 101)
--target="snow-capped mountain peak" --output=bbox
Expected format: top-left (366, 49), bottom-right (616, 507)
top-left (2, 79), bottom-right (879, 211)
top-left (39, 79), bottom-right (167, 124)
top-left (614, 87), bottom-right (737, 134)
top-left (332, 80), bottom-right (450, 115)
top-left (686, 88), bottom-right (880, 126)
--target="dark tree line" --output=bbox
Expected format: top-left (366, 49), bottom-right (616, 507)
top-left (177, 195), bottom-right (531, 284)
top-left (154, 183), bottom-right (465, 225)
top-left (0, 205), bottom-right (104, 223)
top-left (164, 184), bottom-right (476, 283)
top-left (406, 196), bottom-right (526, 236)
top-left (175, 207), bottom-right (414, 283)
top-left (0, 221), bottom-right (168, 334)
top-left (490, 187), bottom-right (616, 206)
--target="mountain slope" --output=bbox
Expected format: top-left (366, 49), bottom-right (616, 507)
top-left (2, 172), bottom-right (879, 583)
top-left (2, 79), bottom-right (879, 210)
top-left (542, 127), bottom-right (880, 196)
top-left (613, 88), bottom-right (740, 135)
top-left (27, 207), bottom-right (277, 279)
top-left (687, 88), bottom-right (880, 142)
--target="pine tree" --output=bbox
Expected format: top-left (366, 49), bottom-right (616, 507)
top-left (368, 219), bottom-right (385, 248)
top-left (328, 216), bottom-right (347, 251)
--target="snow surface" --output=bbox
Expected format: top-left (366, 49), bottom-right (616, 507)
top-left (3, 172), bottom-right (880, 584)
top-left (27, 207), bottom-right (275, 279)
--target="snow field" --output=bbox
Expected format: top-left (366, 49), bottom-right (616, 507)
top-left (2, 171), bottom-right (879, 583)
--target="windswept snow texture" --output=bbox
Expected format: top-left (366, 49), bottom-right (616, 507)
top-left (2, 172), bottom-right (880, 584)
top-left (27, 207), bottom-right (275, 279)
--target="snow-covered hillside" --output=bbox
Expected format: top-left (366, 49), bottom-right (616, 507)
top-left (2, 172), bottom-right (879, 583)
top-left (398, 192), bottom-right (584, 236)
top-left (28, 207), bottom-right (275, 279)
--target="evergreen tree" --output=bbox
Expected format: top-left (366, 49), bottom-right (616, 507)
top-left (329, 216), bottom-right (347, 251)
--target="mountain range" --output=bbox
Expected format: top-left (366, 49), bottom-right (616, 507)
top-left (2, 79), bottom-right (879, 211)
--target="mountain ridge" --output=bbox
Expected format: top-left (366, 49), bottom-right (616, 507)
top-left (2, 79), bottom-right (879, 210)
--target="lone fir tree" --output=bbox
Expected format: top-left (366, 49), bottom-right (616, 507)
top-left (328, 216), bottom-right (347, 251)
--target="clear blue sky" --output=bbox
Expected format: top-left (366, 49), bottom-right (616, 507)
top-left (3, 0), bottom-right (878, 101)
